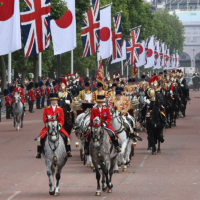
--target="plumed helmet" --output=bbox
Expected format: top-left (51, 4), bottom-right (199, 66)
top-left (85, 82), bottom-right (90, 87)
top-left (3, 89), bottom-right (9, 96)
top-left (35, 82), bottom-right (39, 88)
top-left (97, 82), bottom-right (103, 87)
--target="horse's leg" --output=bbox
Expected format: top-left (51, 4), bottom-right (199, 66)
top-left (47, 168), bottom-right (54, 195)
top-left (101, 173), bottom-right (107, 192)
top-left (114, 157), bottom-right (119, 173)
top-left (21, 112), bottom-right (24, 128)
top-left (121, 139), bottom-right (128, 172)
top-left (54, 169), bottom-right (61, 196)
top-left (147, 129), bottom-right (151, 150)
top-left (16, 115), bottom-right (19, 131)
top-left (157, 140), bottom-right (161, 153)
top-left (102, 161), bottom-right (110, 193)
top-left (13, 114), bottom-right (16, 127)
top-left (95, 165), bottom-right (101, 196)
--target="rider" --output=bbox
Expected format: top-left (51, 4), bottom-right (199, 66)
top-left (76, 81), bottom-right (92, 101)
top-left (108, 83), bottom-right (117, 102)
top-left (35, 93), bottom-right (72, 159)
top-left (125, 78), bottom-right (134, 97)
top-left (92, 82), bottom-right (108, 103)
top-left (84, 95), bottom-right (121, 155)
top-left (138, 75), bottom-right (149, 91)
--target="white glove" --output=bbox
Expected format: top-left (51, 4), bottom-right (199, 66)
top-left (74, 97), bottom-right (77, 100)
top-left (170, 90), bottom-right (173, 95)
top-left (27, 95), bottom-right (29, 98)
top-left (103, 123), bottom-right (106, 127)
top-left (65, 100), bottom-right (70, 105)
top-left (58, 124), bottom-right (62, 130)
top-left (181, 84), bottom-right (184, 87)
top-left (144, 96), bottom-right (147, 102)
top-left (146, 99), bottom-right (150, 104)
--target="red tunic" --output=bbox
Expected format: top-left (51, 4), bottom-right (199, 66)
top-left (11, 93), bottom-right (14, 100)
top-left (41, 88), bottom-right (45, 97)
top-left (46, 87), bottom-right (51, 97)
top-left (29, 89), bottom-right (35, 101)
top-left (36, 88), bottom-right (41, 98)
top-left (54, 86), bottom-right (58, 93)
top-left (11, 87), bottom-right (25, 104)
top-left (39, 106), bottom-right (69, 139)
top-left (5, 96), bottom-right (11, 107)
top-left (89, 106), bottom-right (118, 138)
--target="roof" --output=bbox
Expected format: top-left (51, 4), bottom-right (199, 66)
top-left (176, 11), bottom-right (200, 22)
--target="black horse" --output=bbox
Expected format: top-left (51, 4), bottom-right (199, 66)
top-left (164, 90), bottom-right (173, 128)
top-left (192, 76), bottom-right (200, 90)
top-left (171, 86), bottom-right (179, 125)
top-left (146, 92), bottom-right (165, 155)
top-left (179, 86), bottom-right (187, 118)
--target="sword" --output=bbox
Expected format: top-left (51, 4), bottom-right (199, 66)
top-left (34, 131), bottom-right (47, 141)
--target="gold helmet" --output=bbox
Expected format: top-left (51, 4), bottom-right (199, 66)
top-left (60, 83), bottom-right (66, 88)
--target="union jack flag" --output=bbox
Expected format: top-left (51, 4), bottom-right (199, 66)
top-left (111, 13), bottom-right (122, 61)
top-left (126, 28), bottom-right (140, 66)
top-left (20, 0), bottom-right (51, 57)
top-left (81, 0), bottom-right (100, 58)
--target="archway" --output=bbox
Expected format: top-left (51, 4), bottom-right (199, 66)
top-left (195, 52), bottom-right (200, 71)
top-left (180, 52), bottom-right (191, 67)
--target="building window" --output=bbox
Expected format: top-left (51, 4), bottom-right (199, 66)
top-left (185, 37), bottom-right (190, 43)
top-left (193, 36), bottom-right (200, 43)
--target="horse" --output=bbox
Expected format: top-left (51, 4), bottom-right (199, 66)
top-left (164, 90), bottom-right (173, 128)
top-left (12, 93), bottom-right (24, 131)
top-left (146, 91), bottom-right (165, 155)
top-left (43, 114), bottom-right (67, 196)
top-left (90, 116), bottom-right (118, 196)
top-left (171, 86), bottom-right (179, 126)
top-left (179, 86), bottom-right (187, 117)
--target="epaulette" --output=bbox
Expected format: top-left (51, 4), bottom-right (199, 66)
top-left (103, 106), bottom-right (107, 109)
top-left (47, 106), bottom-right (51, 108)
top-left (57, 106), bottom-right (60, 109)
top-left (94, 106), bottom-right (98, 110)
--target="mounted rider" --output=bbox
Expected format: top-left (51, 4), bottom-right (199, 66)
top-left (35, 93), bottom-right (72, 159)
top-left (92, 82), bottom-right (108, 103)
top-left (76, 81), bottom-right (92, 101)
top-left (108, 83), bottom-right (117, 102)
top-left (85, 95), bottom-right (121, 154)
top-left (125, 78), bottom-right (135, 97)
top-left (138, 75), bottom-right (149, 90)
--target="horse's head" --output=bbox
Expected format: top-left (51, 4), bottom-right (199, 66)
top-left (156, 91), bottom-right (164, 105)
top-left (46, 114), bottom-right (59, 143)
top-left (90, 117), bottom-right (103, 146)
top-left (108, 103), bottom-right (119, 118)
top-left (14, 93), bottom-right (21, 103)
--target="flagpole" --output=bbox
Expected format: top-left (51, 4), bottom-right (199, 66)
top-left (138, 67), bottom-right (140, 79)
top-left (127, 65), bottom-right (129, 79)
top-left (8, 53), bottom-right (11, 84)
top-left (121, 60), bottom-right (123, 75)
top-left (39, 52), bottom-right (42, 77)
top-left (71, 50), bottom-right (73, 74)
top-left (100, 2), bottom-right (112, 9)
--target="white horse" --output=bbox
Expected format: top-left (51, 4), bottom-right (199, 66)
top-left (12, 93), bottom-right (24, 131)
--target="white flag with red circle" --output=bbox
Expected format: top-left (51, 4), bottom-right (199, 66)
top-left (136, 40), bottom-right (145, 67)
top-left (0, 0), bottom-right (21, 56)
top-left (51, 0), bottom-right (76, 55)
top-left (145, 36), bottom-right (154, 69)
top-left (97, 6), bottom-right (112, 61)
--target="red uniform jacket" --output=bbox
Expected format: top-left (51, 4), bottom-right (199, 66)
top-left (11, 87), bottom-right (25, 104)
top-left (39, 106), bottom-right (69, 138)
top-left (5, 96), bottom-right (11, 107)
top-left (29, 89), bottom-right (35, 101)
top-left (11, 93), bottom-right (14, 100)
top-left (89, 106), bottom-right (118, 138)
top-left (41, 88), bottom-right (45, 97)
top-left (46, 87), bottom-right (51, 97)
top-left (54, 86), bottom-right (58, 93)
top-left (36, 88), bottom-right (41, 98)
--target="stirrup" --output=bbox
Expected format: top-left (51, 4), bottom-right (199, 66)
top-left (35, 153), bottom-right (41, 159)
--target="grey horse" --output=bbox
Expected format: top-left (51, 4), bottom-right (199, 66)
top-left (12, 93), bottom-right (24, 131)
top-left (90, 116), bottom-right (118, 196)
top-left (43, 115), bottom-right (67, 196)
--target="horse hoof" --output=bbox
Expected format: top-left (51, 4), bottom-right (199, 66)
top-left (152, 152), bottom-right (157, 155)
top-left (114, 170), bottom-right (119, 173)
top-left (102, 187), bottom-right (107, 192)
top-left (95, 191), bottom-right (101, 196)
top-left (127, 164), bottom-right (130, 167)
top-left (157, 150), bottom-right (161, 153)
top-left (91, 166), bottom-right (94, 170)
top-left (118, 165), bottom-right (121, 169)
top-left (54, 192), bottom-right (59, 196)
top-left (49, 191), bottom-right (55, 195)
top-left (123, 168), bottom-right (127, 172)
top-left (87, 164), bottom-right (91, 167)
top-left (107, 189), bottom-right (112, 193)
top-left (108, 183), bottom-right (113, 189)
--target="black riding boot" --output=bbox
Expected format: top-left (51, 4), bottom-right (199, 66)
top-left (35, 145), bottom-right (42, 159)
top-left (114, 138), bottom-right (121, 153)
top-left (65, 144), bottom-right (73, 158)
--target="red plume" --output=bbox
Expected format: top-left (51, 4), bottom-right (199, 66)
top-left (154, 75), bottom-right (158, 82)
top-left (61, 77), bottom-right (67, 86)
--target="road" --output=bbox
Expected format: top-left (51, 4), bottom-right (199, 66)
top-left (0, 90), bottom-right (200, 200)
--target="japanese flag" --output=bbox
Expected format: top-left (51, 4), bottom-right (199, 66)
top-left (51, 0), bottom-right (76, 55)
top-left (97, 6), bottom-right (112, 61)
top-left (0, 0), bottom-right (21, 56)
top-left (136, 40), bottom-right (146, 67)
top-left (145, 36), bottom-right (154, 69)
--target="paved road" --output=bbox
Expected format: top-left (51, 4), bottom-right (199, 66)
top-left (0, 90), bottom-right (200, 200)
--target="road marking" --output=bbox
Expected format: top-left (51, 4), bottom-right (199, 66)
top-left (7, 191), bottom-right (21, 200)
top-left (139, 155), bottom-right (148, 167)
